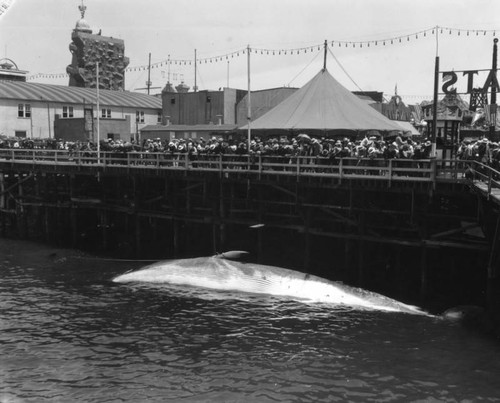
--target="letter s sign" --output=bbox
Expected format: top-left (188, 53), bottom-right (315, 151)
top-left (442, 71), bottom-right (458, 94)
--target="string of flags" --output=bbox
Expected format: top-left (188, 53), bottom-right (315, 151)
top-left (27, 73), bottom-right (70, 80)
top-left (27, 25), bottom-right (499, 81)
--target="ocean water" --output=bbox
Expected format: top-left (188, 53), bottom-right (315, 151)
top-left (1, 239), bottom-right (500, 403)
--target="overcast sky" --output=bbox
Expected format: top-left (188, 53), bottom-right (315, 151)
top-left (1, 0), bottom-right (499, 103)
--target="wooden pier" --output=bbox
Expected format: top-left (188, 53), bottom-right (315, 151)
top-left (0, 149), bottom-right (499, 311)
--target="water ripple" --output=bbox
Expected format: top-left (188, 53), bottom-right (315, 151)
top-left (2, 240), bottom-right (500, 401)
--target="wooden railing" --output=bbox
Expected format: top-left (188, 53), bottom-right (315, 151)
top-left (0, 148), bottom-right (470, 185)
top-left (466, 161), bottom-right (500, 201)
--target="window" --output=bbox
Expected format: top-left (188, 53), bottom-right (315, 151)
top-left (101, 108), bottom-right (111, 118)
top-left (14, 131), bottom-right (27, 138)
top-left (18, 104), bottom-right (31, 118)
top-left (157, 111), bottom-right (162, 124)
top-left (62, 106), bottom-right (74, 118)
top-left (136, 110), bottom-right (144, 123)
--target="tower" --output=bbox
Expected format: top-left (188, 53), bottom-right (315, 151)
top-left (469, 88), bottom-right (488, 112)
top-left (66, 1), bottom-right (129, 90)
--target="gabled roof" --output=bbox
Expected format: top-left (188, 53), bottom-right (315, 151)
top-left (0, 80), bottom-right (162, 109)
top-left (241, 69), bottom-right (402, 132)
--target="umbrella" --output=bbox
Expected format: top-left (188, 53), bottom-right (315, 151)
top-left (296, 133), bottom-right (311, 143)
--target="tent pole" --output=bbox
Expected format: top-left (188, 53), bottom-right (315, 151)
top-left (323, 40), bottom-right (327, 71)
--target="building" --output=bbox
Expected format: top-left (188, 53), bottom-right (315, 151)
top-left (66, 2), bottom-right (129, 90)
top-left (0, 80), bottom-right (161, 141)
top-left (162, 84), bottom-right (246, 126)
top-left (421, 93), bottom-right (469, 158)
top-left (140, 123), bottom-right (239, 142)
top-left (0, 1), bottom-right (159, 142)
top-left (142, 84), bottom-right (246, 141)
top-left (235, 87), bottom-right (298, 126)
top-left (0, 58), bottom-right (28, 82)
top-left (141, 85), bottom-right (298, 141)
top-left (381, 94), bottom-right (415, 122)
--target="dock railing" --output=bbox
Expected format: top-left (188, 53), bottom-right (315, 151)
top-left (466, 160), bottom-right (500, 200)
top-left (0, 148), bottom-right (472, 185)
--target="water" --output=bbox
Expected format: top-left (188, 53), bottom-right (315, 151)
top-left (1, 240), bottom-right (500, 402)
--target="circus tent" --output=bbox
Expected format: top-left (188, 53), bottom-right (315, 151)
top-left (240, 68), bottom-right (403, 134)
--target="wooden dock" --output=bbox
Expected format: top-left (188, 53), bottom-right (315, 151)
top-left (0, 148), bottom-right (499, 311)
top-left (0, 148), bottom-right (472, 185)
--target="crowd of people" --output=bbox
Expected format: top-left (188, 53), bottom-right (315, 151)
top-left (457, 137), bottom-right (500, 171)
top-left (0, 135), bottom-right (431, 159)
top-left (0, 134), bottom-right (499, 170)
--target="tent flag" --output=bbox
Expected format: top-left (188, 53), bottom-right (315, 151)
top-left (241, 68), bottom-right (403, 132)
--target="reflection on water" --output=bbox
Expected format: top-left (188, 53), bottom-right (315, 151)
top-left (1, 240), bottom-right (500, 402)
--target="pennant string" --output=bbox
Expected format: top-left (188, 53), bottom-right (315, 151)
top-left (26, 25), bottom-right (500, 81)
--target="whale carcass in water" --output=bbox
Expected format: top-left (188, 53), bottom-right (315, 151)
top-left (113, 252), bottom-right (426, 315)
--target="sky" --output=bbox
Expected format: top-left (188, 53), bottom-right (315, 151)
top-left (1, 0), bottom-right (500, 104)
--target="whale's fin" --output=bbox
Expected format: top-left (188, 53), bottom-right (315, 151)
top-left (217, 250), bottom-right (250, 261)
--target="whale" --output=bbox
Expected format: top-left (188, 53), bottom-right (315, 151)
top-left (112, 253), bottom-right (427, 315)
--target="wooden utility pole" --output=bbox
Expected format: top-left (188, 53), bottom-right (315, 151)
top-left (247, 44), bottom-right (251, 151)
top-left (489, 38), bottom-right (498, 138)
top-left (146, 53), bottom-right (152, 95)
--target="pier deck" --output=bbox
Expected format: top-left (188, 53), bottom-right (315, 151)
top-left (0, 148), bottom-right (498, 310)
top-left (0, 148), bottom-right (474, 185)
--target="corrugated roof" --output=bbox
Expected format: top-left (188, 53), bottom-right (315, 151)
top-left (0, 80), bottom-right (162, 109)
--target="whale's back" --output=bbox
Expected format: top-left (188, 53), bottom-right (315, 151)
top-left (113, 255), bottom-right (427, 315)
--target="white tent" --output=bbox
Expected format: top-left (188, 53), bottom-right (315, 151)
top-left (241, 68), bottom-right (403, 133)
